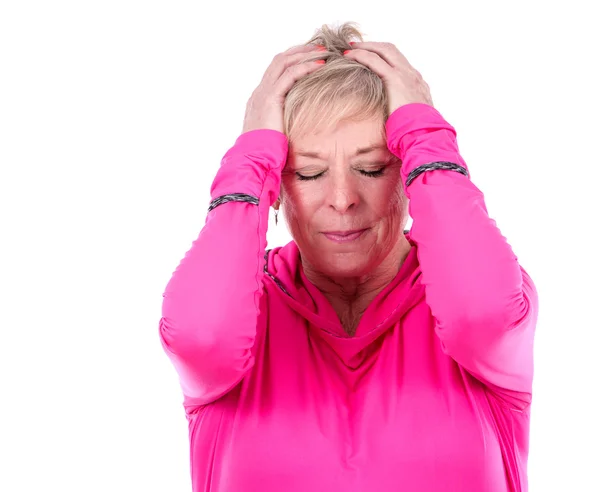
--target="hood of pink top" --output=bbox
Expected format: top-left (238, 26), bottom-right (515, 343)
top-left (264, 231), bottom-right (426, 368)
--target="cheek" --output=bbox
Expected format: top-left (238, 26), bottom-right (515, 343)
top-left (281, 185), bottom-right (322, 228)
top-left (389, 185), bottom-right (407, 209)
top-left (371, 178), bottom-right (404, 212)
top-left (283, 182), bottom-right (321, 210)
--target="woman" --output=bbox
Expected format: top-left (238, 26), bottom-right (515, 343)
top-left (159, 23), bottom-right (538, 492)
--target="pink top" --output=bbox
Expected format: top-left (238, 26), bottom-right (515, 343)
top-left (159, 103), bottom-right (538, 492)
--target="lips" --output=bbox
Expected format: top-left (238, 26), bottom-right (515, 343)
top-left (323, 229), bottom-right (365, 236)
top-left (322, 228), bottom-right (368, 243)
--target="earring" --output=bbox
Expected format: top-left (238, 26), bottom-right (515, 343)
top-left (274, 209), bottom-right (279, 226)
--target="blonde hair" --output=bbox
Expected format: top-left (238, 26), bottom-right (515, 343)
top-left (283, 21), bottom-right (388, 142)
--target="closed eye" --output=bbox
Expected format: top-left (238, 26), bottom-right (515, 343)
top-left (360, 168), bottom-right (385, 178)
top-left (296, 167), bottom-right (386, 181)
top-left (295, 172), bottom-right (322, 181)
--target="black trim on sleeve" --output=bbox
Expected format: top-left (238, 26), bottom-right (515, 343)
top-left (405, 162), bottom-right (469, 188)
top-left (208, 193), bottom-right (260, 213)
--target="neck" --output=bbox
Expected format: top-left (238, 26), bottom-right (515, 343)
top-left (302, 235), bottom-right (412, 335)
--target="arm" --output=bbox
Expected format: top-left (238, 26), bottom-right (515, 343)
top-left (386, 103), bottom-right (539, 409)
top-left (159, 129), bottom-right (288, 409)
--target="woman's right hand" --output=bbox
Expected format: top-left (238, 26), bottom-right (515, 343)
top-left (242, 44), bottom-right (326, 135)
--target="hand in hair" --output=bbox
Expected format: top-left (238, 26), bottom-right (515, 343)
top-left (242, 44), bottom-right (327, 134)
top-left (343, 42), bottom-right (434, 113)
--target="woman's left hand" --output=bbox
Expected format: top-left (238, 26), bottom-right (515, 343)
top-left (344, 42), bottom-right (434, 114)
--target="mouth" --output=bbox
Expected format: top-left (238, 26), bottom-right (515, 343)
top-left (322, 228), bottom-right (369, 243)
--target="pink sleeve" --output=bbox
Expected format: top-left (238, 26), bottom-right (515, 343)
top-left (386, 103), bottom-right (539, 409)
top-left (158, 129), bottom-right (288, 408)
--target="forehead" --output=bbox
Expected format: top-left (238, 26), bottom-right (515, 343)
top-left (290, 117), bottom-right (387, 157)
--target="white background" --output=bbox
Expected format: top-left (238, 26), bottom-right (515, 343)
top-left (1, 1), bottom-right (599, 491)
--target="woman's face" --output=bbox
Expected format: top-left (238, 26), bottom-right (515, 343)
top-left (279, 116), bottom-right (409, 278)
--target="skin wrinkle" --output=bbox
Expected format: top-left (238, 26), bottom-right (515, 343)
top-left (274, 115), bottom-right (412, 336)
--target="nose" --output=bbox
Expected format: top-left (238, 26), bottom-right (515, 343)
top-left (326, 170), bottom-right (360, 213)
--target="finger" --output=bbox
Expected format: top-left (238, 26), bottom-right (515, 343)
top-left (273, 60), bottom-right (325, 100)
top-left (344, 48), bottom-right (396, 80)
top-left (348, 41), bottom-right (410, 69)
top-left (263, 45), bottom-right (324, 83)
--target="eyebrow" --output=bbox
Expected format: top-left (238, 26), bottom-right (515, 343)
top-left (295, 144), bottom-right (387, 159)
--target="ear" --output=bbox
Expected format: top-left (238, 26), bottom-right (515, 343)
top-left (273, 184), bottom-right (284, 210)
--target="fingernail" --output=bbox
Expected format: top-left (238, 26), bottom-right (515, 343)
top-left (349, 42), bottom-right (356, 46)
top-left (315, 60), bottom-right (325, 64)
top-left (343, 50), bottom-right (351, 55)
top-left (315, 45), bottom-right (327, 51)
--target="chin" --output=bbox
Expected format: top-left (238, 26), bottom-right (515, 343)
top-left (318, 251), bottom-right (374, 277)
